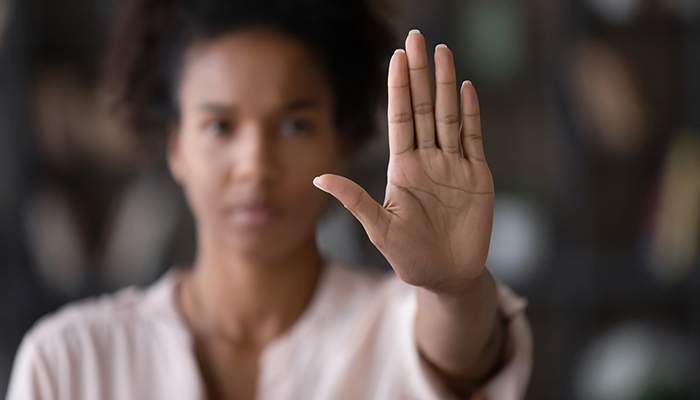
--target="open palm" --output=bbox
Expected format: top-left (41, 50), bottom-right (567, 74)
top-left (315, 31), bottom-right (494, 293)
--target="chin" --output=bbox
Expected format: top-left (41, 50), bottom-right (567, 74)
top-left (220, 223), bottom-right (315, 264)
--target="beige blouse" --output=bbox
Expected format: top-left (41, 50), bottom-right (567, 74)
top-left (6, 260), bottom-right (532, 400)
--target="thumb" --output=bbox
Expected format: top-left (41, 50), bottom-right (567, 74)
top-left (313, 174), bottom-right (388, 240)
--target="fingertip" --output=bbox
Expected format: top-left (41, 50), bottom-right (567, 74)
top-left (388, 50), bottom-right (409, 87)
top-left (406, 29), bottom-right (425, 48)
top-left (434, 44), bottom-right (454, 69)
top-left (461, 80), bottom-right (480, 115)
top-left (461, 80), bottom-right (478, 97)
top-left (434, 44), bottom-right (452, 59)
top-left (313, 176), bottom-right (329, 194)
top-left (391, 49), bottom-right (407, 64)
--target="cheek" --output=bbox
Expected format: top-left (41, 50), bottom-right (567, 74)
top-left (176, 137), bottom-right (230, 218)
top-left (276, 138), bottom-right (342, 215)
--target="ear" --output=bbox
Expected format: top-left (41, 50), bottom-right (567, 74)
top-left (166, 124), bottom-right (185, 185)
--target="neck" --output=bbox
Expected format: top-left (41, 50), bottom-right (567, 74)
top-left (181, 232), bottom-right (324, 350)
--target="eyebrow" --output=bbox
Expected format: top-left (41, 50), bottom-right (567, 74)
top-left (196, 99), bottom-right (321, 113)
top-left (284, 99), bottom-right (321, 112)
top-left (198, 103), bottom-right (234, 112)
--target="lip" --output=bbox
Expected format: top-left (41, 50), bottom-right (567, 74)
top-left (224, 203), bottom-right (283, 227)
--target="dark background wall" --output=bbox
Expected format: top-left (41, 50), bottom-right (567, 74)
top-left (1, 0), bottom-right (699, 398)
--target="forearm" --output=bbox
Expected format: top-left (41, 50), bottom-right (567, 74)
top-left (414, 268), bottom-right (506, 393)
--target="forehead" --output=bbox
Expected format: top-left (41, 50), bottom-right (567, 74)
top-left (178, 29), bottom-right (332, 109)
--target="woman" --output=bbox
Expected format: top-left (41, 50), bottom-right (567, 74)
top-left (6, 0), bottom-right (532, 399)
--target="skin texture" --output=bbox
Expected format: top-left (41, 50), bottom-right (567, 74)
top-left (316, 31), bottom-right (503, 395)
top-left (170, 28), bottom-right (502, 400)
top-left (170, 30), bottom-right (345, 400)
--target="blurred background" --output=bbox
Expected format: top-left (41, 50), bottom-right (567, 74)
top-left (1, 0), bottom-right (700, 398)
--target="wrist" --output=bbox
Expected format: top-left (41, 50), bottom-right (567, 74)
top-left (425, 264), bottom-right (490, 298)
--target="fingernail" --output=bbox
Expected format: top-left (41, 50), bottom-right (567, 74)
top-left (394, 49), bottom-right (405, 54)
top-left (313, 177), bottom-right (329, 193)
top-left (436, 44), bottom-right (448, 51)
top-left (409, 29), bottom-right (421, 35)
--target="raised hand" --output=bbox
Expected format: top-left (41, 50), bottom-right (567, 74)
top-left (314, 30), bottom-right (494, 294)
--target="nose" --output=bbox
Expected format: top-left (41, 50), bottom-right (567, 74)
top-left (229, 123), bottom-right (277, 185)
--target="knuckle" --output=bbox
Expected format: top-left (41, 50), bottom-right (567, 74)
top-left (389, 112), bottom-right (413, 124)
top-left (353, 189), bottom-right (365, 208)
top-left (417, 139), bottom-right (435, 149)
top-left (465, 132), bottom-right (483, 140)
top-left (441, 143), bottom-right (461, 153)
top-left (437, 115), bottom-right (459, 125)
top-left (409, 64), bottom-right (429, 71)
top-left (412, 102), bottom-right (434, 116)
top-left (388, 81), bottom-right (410, 88)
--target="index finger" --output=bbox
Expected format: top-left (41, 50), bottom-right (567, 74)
top-left (388, 49), bottom-right (415, 155)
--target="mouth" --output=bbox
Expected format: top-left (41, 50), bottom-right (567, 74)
top-left (224, 203), bottom-right (283, 227)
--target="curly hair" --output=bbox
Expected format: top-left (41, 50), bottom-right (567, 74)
top-left (104, 0), bottom-right (396, 151)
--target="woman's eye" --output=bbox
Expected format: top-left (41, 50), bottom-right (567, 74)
top-left (203, 120), bottom-right (233, 136)
top-left (280, 119), bottom-right (312, 136)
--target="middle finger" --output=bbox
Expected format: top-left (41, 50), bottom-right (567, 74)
top-left (405, 30), bottom-right (436, 149)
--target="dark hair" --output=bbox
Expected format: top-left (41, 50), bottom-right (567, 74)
top-left (105, 0), bottom-right (396, 151)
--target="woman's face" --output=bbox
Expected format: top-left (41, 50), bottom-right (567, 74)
top-left (169, 29), bottom-right (345, 261)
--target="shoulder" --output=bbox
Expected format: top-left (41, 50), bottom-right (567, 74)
top-left (21, 270), bottom-right (184, 358)
top-left (27, 287), bottom-right (143, 343)
top-left (7, 270), bottom-right (201, 400)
